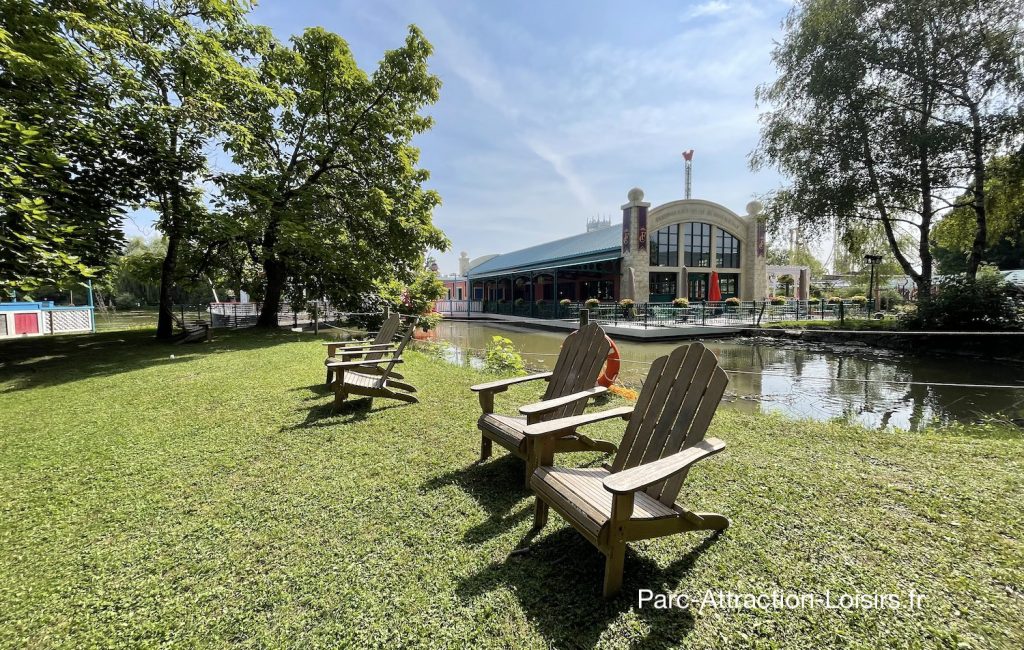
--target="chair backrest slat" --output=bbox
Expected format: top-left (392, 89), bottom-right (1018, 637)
top-left (609, 343), bottom-right (729, 506)
top-left (363, 313), bottom-right (402, 361)
top-left (542, 323), bottom-right (611, 421)
top-left (374, 317), bottom-right (417, 387)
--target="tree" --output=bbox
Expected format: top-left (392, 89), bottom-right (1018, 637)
top-left (62, 0), bottom-right (274, 339)
top-left (0, 1), bottom-right (141, 296)
top-left (218, 26), bottom-right (448, 327)
top-left (933, 154), bottom-right (1024, 273)
top-left (776, 274), bottom-right (795, 297)
top-left (752, 0), bottom-right (1024, 297)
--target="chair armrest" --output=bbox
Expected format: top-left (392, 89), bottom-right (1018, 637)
top-left (322, 336), bottom-right (376, 346)
top-left (330, 345), bottom-right (399, 358)
top-left (470, 372), bottom-right (552, 394)
top-left (519, 386), bottom-right (608, 416)
top-left (603, 438), bottom-right (725, 494)
top-left (522, 406), bottom-right (633, 438)
top-left (326, 357), bottom-right (404, 369)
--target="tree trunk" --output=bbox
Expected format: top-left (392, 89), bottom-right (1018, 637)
top-left (156, 225), bottom-right (180, 340)
top-left (255, 212), bottom-right (285, 328)
top-left (256, 257), bottom-right (286, 328)
top-left (966, 102), bottom-right (987, 279)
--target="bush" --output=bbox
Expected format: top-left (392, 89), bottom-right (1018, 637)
top-left (619, 298), bottom-right (634, 307)
top-left (849, 295), bottom-right (868, 305)
top-left (484, 336), bottom-right (525, 374)
top-left (770, 296), bottom-right (786, 305)
top-left (535, 299), bottom-right (545, 306)
top-left (114, 291), bottom-right (140, 309)
top-left (417, 311), bottom-right (443, 331)
top-left (903, 273), bottom-right (1022, 331)
top-left (559, 298), bottom-right (571, 306)
top-left (514, 298), bottom-right (525, 307)
top-left (672, 297), bottom-right (689, 307)
top-left (808, 297), bottom-right (820, 305)
top-left (827, 296), bottom-right (842, 304)
top-left (584, 298), bottom-right (600, 308)
top-left (725, 297), bottom-right (741, 306)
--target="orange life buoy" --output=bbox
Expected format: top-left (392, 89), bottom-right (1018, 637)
top-left (597, 336), bottom-right (621, 387)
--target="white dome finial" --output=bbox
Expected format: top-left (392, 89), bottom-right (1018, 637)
top-left (627, 187), bottom-right (644, 202)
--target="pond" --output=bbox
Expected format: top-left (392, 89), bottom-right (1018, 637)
top-left (422, 320), bottom-right (1024, 431)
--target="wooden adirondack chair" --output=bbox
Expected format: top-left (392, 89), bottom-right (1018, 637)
top-left (328, 317), bottom-right (419, 406)
top-left (323, 313), bottom-right (402, 385)
top-left (470, 323), bottom-right (617, 485)
top-left (526, 342), bottom-right (729, 596)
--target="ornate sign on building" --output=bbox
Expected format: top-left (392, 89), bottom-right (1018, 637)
top-left (636, 206), bottom-right (648, 251)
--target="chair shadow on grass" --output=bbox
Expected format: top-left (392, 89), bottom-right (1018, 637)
top-left (422, 454), bottom-right (534, 543)
top-left (284, 393), bottom-right (412, 431)
top-left (422, 451), bottom-right (610, 545)
top-left (456, 527), bottom-right (725, 648)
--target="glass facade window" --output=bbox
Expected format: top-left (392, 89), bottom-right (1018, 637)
top-left (649, 224), bottom-right (679, 267)
top-left (684, 223), bottom-right (712, 267)
top-left (718, 273), bottom-right (739, 299)
top-left (717, 230), bottom-right (741, 268)
top-left (688, 272), bottom-right (709, 300)
top-left (649, 272), bottom-right (677, 302)
top-left (582, 280), bottom-right (615, 301)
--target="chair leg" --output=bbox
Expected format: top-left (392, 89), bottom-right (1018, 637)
top-left (325, 367), bottom-right (334, 386)
top-left (480, 435), bottom-right (492, 462)
top-left (533, 498), bottom-right (549, 530)
top-left (333, 389), bottom-right (347, 407)
top-left (603, 541), bottom-right (626, 597)
top-left (385, 379), bottom-right (417, 393)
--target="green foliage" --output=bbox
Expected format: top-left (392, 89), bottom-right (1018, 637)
top-left (725, 297), bottom-right (741, 306)
top-left (753, 0), bottom-right (1024, 293)
top-left (584, 298), bottom-right (600, 308)
top-left (770, 296), bottom-right (787, 305)
top-left (483, 335), bottom-right (524, 374)
top-left (672, 297), bottom-right (689, 307)
top-left (618, 298), bottom-right (634, 307)
top-left (933, 154), bottom-right (1024, 273)
top-left (905, 271), bottom-right (1023, 331)
top-left (849, 295), bottom-right (867, 305)
top-left (218, 25), bottom-right (448, 325)
top-left (559, 298), bottom-right (571, 306)
top-left (0, 2), bottom-right (141, 295)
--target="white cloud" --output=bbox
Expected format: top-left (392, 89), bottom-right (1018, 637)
top-left (684, 1), bottom-right (732, 19)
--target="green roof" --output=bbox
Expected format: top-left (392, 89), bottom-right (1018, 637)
top-left (469, 225), bottom-right (621, 277)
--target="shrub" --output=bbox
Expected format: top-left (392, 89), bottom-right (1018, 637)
top-left (584, 298), bottom-right (600, 308)
top-left (672, 297), bottom-right (689, 307)
top-left (559, 298), bottom-right (571, 306)
top-left (484, 335), bottom-right (525, 374)
top-left (418, 311), bottom-right (442, 331)
top-left (619, 298), bottom-right (634, 307)
top-left (827, 296), bottom-right (842, 304)
top-left (849, 295), bottom-right (868, 305)
top-left (114, 291), bottom-right (140, 309)
top-left (903, 273), bottom-right (1022, 331)
top-left (808, 297), bottom-right (820, 305)
top-left (514, 298), bottom-right (525, 307)
top-left (725, 297), bottom-right (741, 306)
top-left (535, 299), bottom-right (545, 306)
top-left (770, 296), bottom-right (786, 305)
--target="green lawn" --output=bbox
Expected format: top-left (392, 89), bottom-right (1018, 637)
top-left (1, 329), bottom-right (1021, 648)
top-left (763, 318), bottom-right (899, 331)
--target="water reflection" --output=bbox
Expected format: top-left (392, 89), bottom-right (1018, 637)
top-left (425, 321), bottom-right (1024, 431)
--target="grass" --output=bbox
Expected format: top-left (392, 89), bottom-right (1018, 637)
top-left (763, 318), bottom-right (899, 331)
top-left (93, 306), bottom-right (159, 332)
top-left (1, 328), bottom-right (1022, 648)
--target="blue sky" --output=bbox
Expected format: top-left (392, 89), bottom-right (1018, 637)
top-left (125, 0), bottom-right (795, 274)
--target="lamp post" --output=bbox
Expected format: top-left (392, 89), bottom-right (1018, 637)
top-left (864, 254), bottom-right (883, 311)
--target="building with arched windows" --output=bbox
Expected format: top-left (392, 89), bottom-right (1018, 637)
top-left (466, 188), bottom-right (769, 304)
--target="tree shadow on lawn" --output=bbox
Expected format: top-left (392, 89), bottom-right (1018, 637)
top-left (0, 328), bottom-right (305, 394)
top-left (456, 527), bottom-right (723, 648)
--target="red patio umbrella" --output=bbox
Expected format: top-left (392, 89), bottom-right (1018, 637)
top-left (708, 271), bottom-right (722, 302)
